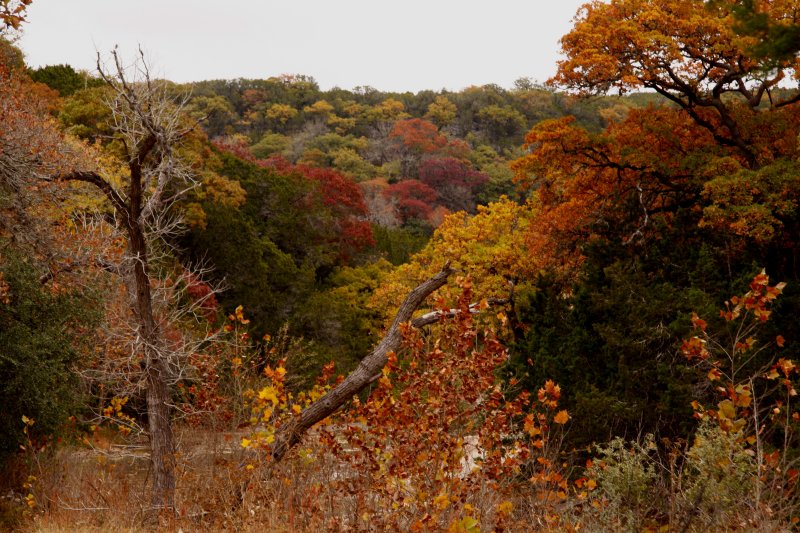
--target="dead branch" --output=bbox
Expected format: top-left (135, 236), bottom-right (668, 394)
top-left (270, 261), bottom-right (455, 461)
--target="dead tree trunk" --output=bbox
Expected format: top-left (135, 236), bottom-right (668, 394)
top-left (270, 261), bottom-right (455, 461)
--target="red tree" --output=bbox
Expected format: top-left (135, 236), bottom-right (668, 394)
top-left (383, 180), bottom-right (438, 223)
top-left (210, 142), bottom-right (375, 260)
top-left (419, 157), bottom-right (488, 213)
top-left (389, 118), bottom-right (448, 177)
top-left (293, 164), bottom-right (375, 257)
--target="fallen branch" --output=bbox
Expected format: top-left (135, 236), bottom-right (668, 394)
top-left (270, 261), bottom-right (454, 461)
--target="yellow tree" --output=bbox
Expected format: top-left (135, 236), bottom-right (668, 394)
top-left (425, 95), bottom-right (458, 128)
top-left (373, 197), bottom-right (538, 323)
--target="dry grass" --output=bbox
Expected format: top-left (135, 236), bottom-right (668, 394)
top-left (11, 424), bottom-right (793, 532)
top-left (15, 426), bottom-right (526, 532)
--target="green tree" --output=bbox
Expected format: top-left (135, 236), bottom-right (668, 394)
top-left (28, 64), bottom-right (103, 96)
top-left (0, 253), bottom-right (98, 457)
top-left (250, 132), bottom-right (290, 159)
top-left (186, 95), bottom-right (238, 138)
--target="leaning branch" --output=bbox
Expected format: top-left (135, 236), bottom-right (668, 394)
top-left (270, 261), bottom-right (455, 461)
top-left (58, 171), bottom-right (129, 219)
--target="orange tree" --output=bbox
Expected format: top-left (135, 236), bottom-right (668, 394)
top-left (331, 283), bottom-right (572, 530)
top-left (553, 0), bottom-right (800, 169)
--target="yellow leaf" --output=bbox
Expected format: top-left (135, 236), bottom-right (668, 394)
top-left (235, 304), bottom-right (250, 324)
top-left (496, 500), bottom-right (513, 515)
top-left (258, 386), bottom-right (279, 406)
top-left (240, 438), bottom-right (251, 449)
top-left (433, 491), bottom-right (450, 510)
top-left (718, 400), bottom-right (736, 420)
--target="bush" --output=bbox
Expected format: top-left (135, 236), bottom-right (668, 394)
top-left (584, 423), bottom-right (775, 531)
top-left (0, 254), bottom-right (98, 458)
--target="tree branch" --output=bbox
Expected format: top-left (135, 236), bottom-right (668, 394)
top-left (270, 261), bottom-right (455, 461)
top-left (59, 171), bottom-right (129, 219)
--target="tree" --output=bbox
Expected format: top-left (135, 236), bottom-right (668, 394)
top-left (0, 49), bottom-right (102, 459)
top-left (389, 118), bottom-right (447, 155)
top-left (359, 177), bottom-right (400, 227)
top-left (291, 164), bottom-right (375, 260)
top-left (28, 63), bottom-right (103, 97)
top-left (250, 132), bottom-right (290, 159)
top-left (383, 179), bottom-right (438, 224)
top-left (425, 95), bottom-right (457, 128)
top-left (0, 45), bottom-right (72, 257)
top-left (553, 0), bottom-right (800, 168)
top-left (476, 104), bottom-right (527, 145)
top-left (0, 253), bottom-right (98, 457)
top-left (375, 197), bottom-right (536, 313)
top-left (715, 0), bottom-right (800, 62)
top-left (58, 86), bottom-right (115, 142)
top-left (418, 156), bottom-right (488, 213)
top-left (388, 118), bottom-right (447, 177)
top-left (185, 95), bottom-right (237, 138)
top-left (60, 50), bottom-right (196, 513)
top-left (265, 103), bottom-right (298, 132)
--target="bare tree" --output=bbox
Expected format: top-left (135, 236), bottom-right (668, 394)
top-left (59, 48), bottom-right (196, 514)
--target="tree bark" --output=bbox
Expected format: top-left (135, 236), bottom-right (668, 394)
top-left (270, 261), bottom-right (455, 461)
top-left (128, 224), bottom-right (175, 512)
top-left (145, 359), bottom-right (175, 511)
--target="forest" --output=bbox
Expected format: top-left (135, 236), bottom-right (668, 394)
top-left (2, 0), bottom-right (800, 530)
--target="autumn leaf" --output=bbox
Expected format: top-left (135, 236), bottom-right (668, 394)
top-left (433, 491), bottom-right (450, 510)
top-left (496, 500), bottom-right (513, 516)
top-left (691, 312), bottom-right (707, 332)
top-left (778, 358), bottom-right (796, 378)
top-left (234, 304), bottom-right (250, 324)
top-left (718, 400), bottom-right (737, 420)
top-left (553, 410), bottom-right (570, 425)
top-left (258, 386), bottom-right (279, 406)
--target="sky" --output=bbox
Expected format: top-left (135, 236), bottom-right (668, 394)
top-left (18, 0), bottom-right (588, 93)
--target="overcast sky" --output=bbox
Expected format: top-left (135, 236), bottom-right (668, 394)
top-left (18, 0), bottom-right (588, 93)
